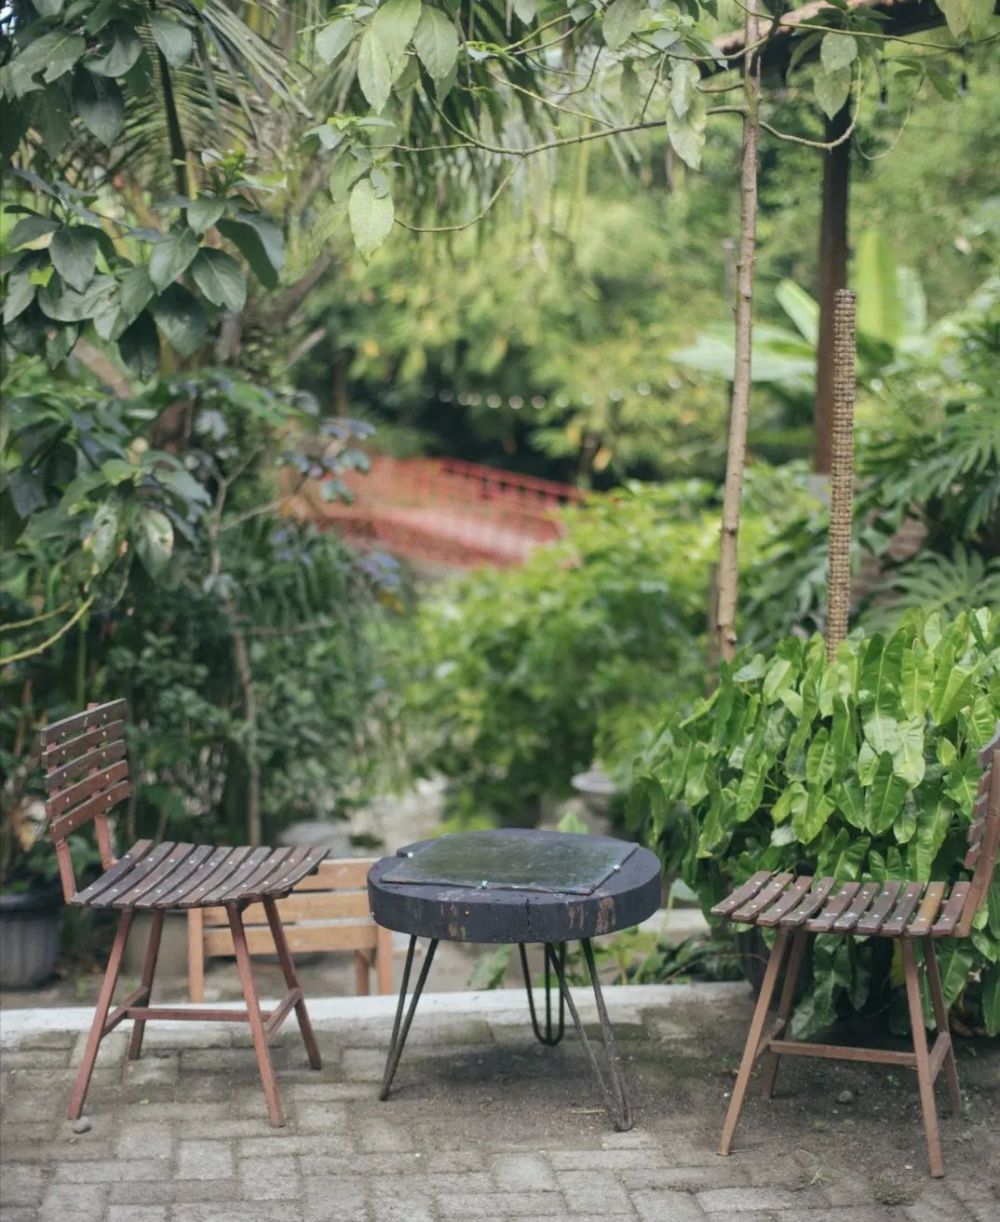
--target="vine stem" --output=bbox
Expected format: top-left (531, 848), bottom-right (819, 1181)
top-left (0, 595), bottom-right (94, 668)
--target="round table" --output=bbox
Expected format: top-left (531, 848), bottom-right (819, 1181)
top-left (368, 828), bottom-right (662, 1130)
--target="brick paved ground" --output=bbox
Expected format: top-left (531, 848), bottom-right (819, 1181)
top-left (1, 983), bottom-right (997, 1222)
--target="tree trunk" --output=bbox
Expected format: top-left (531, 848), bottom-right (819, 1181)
top-left (715, 2), bottom-right (762, 663)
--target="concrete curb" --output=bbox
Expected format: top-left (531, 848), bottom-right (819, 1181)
top-left (0, 981), bottom-right (748, 1045)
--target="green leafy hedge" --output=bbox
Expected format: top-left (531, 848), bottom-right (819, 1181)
top-left (630, 609), bottom-right (1000, 1036)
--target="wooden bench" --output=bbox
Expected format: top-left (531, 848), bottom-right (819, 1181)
top-left (188, 857), bottom-right (393, 1002)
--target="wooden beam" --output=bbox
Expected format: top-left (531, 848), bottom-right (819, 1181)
top-left (813, 107), bottom-right (851, 475)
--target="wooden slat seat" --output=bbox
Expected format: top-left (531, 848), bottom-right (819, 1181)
top-left (41, 700), bottom-right (325, 1130)
top-left (70, 843), bottom-right (328, 911)
top-left (713, 721), bottom-right (1000, 1179)
top-left (711, 874), bottom-right (963, 939)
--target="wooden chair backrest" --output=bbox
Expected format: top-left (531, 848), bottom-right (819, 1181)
top-left (40, 700), bottom-right (129, 902)
top-left (188, 857), bottom-right (393, 1001)
top-left (957, 721), bottom-right (1000, 937)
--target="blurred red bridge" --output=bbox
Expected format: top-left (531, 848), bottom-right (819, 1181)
top-left (289, 456), bottom-right (582, 569)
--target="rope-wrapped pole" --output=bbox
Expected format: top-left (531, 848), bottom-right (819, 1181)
top-left (825, 288), bottom-right (856, 660)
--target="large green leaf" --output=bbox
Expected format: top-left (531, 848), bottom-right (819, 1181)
top-left (72, 72), bottom-right (124, 146)
top-left (190, 249), bottom-right (246, 311)
top-left (866, 752), bottom-right (908, 835)
top-left (148, 15), bottom-right (193, 68)
top-left (118, 310), bottom-right (159, 379)
top-left (149, 230), bottom-right (200, 292)
top-left (603, 0), bottom-right (645, 50)
top-left (413, 6), bottom-right (459, 80)
top-left (88, 23), bottom-right (143, 77)
top-left (135, 507), bottom-right (173, 578)
top-left (349, 175), bottom-right (395, 257)
top-left (217, 213), bottom-right (284, 289)
top-left (7, 32), bottom-right (85, 95)
top-left (90, 500), bottom-right (120, 571)
top-left (316, 18), bottom-right (356, 65)
top-left (151, 284), bottom-right (206, 356)
top-left (357, 28), bottom-right (392, 112)
top-left (49, 226), bottom-right (99, 293)
top-left (373, 0), bottom-right (422, 69)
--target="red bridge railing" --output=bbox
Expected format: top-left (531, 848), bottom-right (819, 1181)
top-left (290, 456), bottom-right (582, 568)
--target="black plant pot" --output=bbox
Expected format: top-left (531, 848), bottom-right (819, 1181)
top-left (0, 884), bottom-right (63, 989)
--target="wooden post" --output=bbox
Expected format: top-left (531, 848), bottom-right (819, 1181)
top-left (813, 106), bottom-right (851, 476)
top-left (825, 289), bottom-right (856, 659)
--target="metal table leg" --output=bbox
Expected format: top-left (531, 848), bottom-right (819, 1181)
top-left (519, 942), bottom-right (566, 1046)
top-left (551, 938), bottom-right (634, 1131)
top-left (378, 935), bottom-right (438, 1101)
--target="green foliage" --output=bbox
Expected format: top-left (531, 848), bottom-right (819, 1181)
top-left (629, 610), bottom-right (1000, 1035)
top-left (399, 471), bottom-right (813, 821)
top-left (0, 362), bottom-right (396, 888)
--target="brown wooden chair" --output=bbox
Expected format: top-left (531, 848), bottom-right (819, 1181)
top-left (187, 857), bottom-right (394, 1002)
top-left (713, 722), bottom-right (1000, 1177)
top-left (41, 699), bottom-right (326, 1127)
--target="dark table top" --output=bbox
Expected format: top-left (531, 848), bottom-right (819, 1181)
top-left (367, 828), bottom-right (662, 944)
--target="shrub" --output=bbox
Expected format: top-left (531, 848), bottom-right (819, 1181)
top-left (629, 609), bottom-right (1000, 1035)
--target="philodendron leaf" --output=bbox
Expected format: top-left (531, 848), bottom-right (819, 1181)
top-left (135, 507), bottom-right (174, 578)
top-left (49, 225), bottom-right (100, 292)
top-left (358, 28), bottom-right (393, 112)
top-left (190, 249), bottom-right (246, 311)
top-left (413, 6), bottom-right (459, 80)
top-left (866, 752), bottom-right (908, 835)
top-left (814, 64), bottom-right (852, 120)
top-left (149, 229), bottom-right (200, 291)
top-left (349, 175), bottom-right (395, 256)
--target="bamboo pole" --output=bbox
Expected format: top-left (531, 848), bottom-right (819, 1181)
top-left (825, 288), bottom-right (856, 659)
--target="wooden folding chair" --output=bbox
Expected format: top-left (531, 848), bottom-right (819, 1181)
top-left (41, 699), bottom-right (326, 1127)
top-left (714, 722), bottom-right (1000, 1177)
top-left (187, 857), bottom-right (394, 1002)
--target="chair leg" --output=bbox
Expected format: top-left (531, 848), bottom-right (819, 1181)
top-left (719, 926), bottom-right (790, 1156)
top-left (127, 910), bottom-right (165, 1061)
top-left (262, 895), bottom-right (322, 1070)
top-left (68, 910), bottom-right (135, 1120)
top-left (760, 927), bottom-right (809, 1101)
top-left (902, 939), bottom-right (944, 1178)
top-left (228, 902), bottom-right (285, 1127)
top-left (923, 938), bottom-right (962, 1115)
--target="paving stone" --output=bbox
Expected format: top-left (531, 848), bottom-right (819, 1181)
top-left (294, 1101), bottom-right (351, 1133)
top-left (115, 1119), bottom-right (175, 1161)
top-left (55, 1156), bottom-right (172, 1183)
top-left (178, 1139), bottom-right (236, 1179)
top-left (549, 1148), bottom-right (666, 1171)
top-left (106, 1208), bottom-right (168, 1222)
top-left (557, 1169), bottom-right (635, 1214)
top-left (39, 1183), bottom-right (109, 1222)
top-left (0, 1209), bottom-right (39, 1222)
top-left (70, 1030), bottom-right (127, 1067)
top-left (435, 1192), bottom-right (566, 1218)
top-left (697, 1187), bottom-right (827, 1213)
top-left (123, 1053), bottom-right (180, 1087)
top-left (238, 1154), bottom-right (301, 1201)
top-left (173, 1204), bottom-right (303, 1222)
top-left (631, 1189), bottom-right (706, 1221)
top-left (302, 1174), bottom-right (369, 1222)
top-left (623, 1165), bottom-right (750, 1192)
top-left (355, 1115), bottom-right (418, 1152)
top-left (0, 1163), bottom-right (46, 1206)
top-left (904, 1190), bottom-right (975, 1222)
top-left (493, 1151), bottom-right (557, 1190)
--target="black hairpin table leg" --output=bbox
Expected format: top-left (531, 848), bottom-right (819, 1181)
top-left (379, 935), bottom-right (438, 1101)
top-left (520, 942), bottom-right (566, 1046)
top-left (551, 938), bottom-right (634, 1131)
